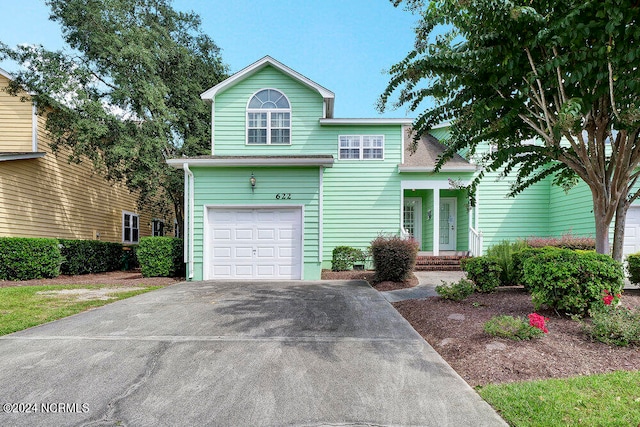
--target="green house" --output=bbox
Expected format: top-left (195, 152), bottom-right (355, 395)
top-left (168, 56), bottom-right (640, 280)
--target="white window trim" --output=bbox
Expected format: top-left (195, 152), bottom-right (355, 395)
top-left (337, 135), bottom-right (385, 160)
top-left (152, 219), bottom-right (165, 237)
top-left (246, 88), bottom-right (292, 145)
top-left (122, 211), bottom-right (140, 244)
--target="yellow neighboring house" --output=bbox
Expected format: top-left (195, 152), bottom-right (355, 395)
top-left (0, 68), bottom-right (170, 244)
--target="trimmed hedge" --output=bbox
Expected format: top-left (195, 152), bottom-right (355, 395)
top-left (522, 247), bottom-right (624, 316)
top-left (137, 237), bottom-right (184, 277)
top-left (331, 246), bottom-right (367, 271)
top-left (59, 239), bottom-right (124, 274)
top-left (461, 256), bottom-right (502, 292)
top-left (626, 252), bottom-right (640, 285)
top-left (0, 237), bottom-right (63, 280)
top-left (370, 235), bottom-right (419, 282)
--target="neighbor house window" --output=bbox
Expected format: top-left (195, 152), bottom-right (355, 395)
top-left (122, 211), bottom-right (139, 244)
top-left (152, 219), bottom-right (164, 237)
top-left (338, 135), bottom-right (384, 160)
top-left (247, 89), bottom-right (291, 144)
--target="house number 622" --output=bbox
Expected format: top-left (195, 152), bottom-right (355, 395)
top-left (275, 193), bottom-right (292, 200)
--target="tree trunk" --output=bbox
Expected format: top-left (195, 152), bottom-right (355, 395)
top-left (593, 202), bottom-right (611, 255)
top-left (612, 189), bottom-right (630, 262)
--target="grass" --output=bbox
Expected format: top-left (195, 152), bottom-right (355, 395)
top-left (477, 370), bottom-right (640, 426)
top-left (0, 284), bottom-right (160, 335)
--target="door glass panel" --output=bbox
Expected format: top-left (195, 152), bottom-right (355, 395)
top-left (403, 201), bottom-right (415, 238)
top-left (439, 202), bottom-right (450, 245)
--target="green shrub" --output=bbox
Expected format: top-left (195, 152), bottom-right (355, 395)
top-left (522, 248), bottom-right (624, 316)
top-left (486, 240), bottom-right (528, 286)
top-left (0, 237), bottom-right (63, 280)
top-left (331, 246), bottom-right (367, 271)
top-left (58, 239), bottom-right (123, 275)
top-left (585, 306), bottom-right (640, 347)
top-left (511, 247), bottom-right (552, 289)
top-left (435, 278), bottom-right (475, 301)
top-left (460, 256), bottom-right (502, 292)
top-left (137, 237), bottom-right (184, 277)
top-left (626, 252), bottom-right (640, 284)
top-left (483, 315), bottom-right (545, 341)
top-left (370, 234), bottom-right (419, 282)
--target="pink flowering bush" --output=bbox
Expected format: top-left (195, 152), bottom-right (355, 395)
top-left (528, 313), bottom-right (549, 333)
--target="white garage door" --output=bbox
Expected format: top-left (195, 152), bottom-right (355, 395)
top-left (623, 206), bottom-right (640, 258)
top-left (206, 208), bottom-right (302, 280)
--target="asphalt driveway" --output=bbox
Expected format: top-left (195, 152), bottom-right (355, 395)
top-left (0, 280), bottom-right (505, 426)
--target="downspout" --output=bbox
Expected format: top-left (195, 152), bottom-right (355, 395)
top-left (183, 163), bottom-right (194, 279)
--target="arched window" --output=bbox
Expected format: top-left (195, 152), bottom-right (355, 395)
top-left (246, 89), bottom-right (291, 144)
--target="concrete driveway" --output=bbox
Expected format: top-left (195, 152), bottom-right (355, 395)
top-left (0, 280), bottom-right (505, 426)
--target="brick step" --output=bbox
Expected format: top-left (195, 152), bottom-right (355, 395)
top-left (415, 264), bottom-right (463, 271)
top-left (414, 255), bottom-right (469, 271)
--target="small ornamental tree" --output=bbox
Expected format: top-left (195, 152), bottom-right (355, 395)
top-left (380, 0), bottom-right (640, 261)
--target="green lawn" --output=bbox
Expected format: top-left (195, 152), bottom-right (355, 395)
top-left (478, 370), bottom-right (640, 426)
top-left (0, 285), bottom-right (160, 335)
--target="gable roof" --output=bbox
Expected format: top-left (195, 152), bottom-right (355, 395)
top-left (200, 56), bottom-right (336, 118)
top-left (399, 129), bottom-right (476, 172)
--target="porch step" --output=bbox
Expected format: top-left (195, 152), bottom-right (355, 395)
top-left (414, 255), bottom-right (470, 271)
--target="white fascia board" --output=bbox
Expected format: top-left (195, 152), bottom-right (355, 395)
top-left (166, 157), bottom-right (334, 168)
top-left (201, 56), bottom-right (335, 101)
top-left (398, 165), bottom-right (476, 172)
top-left (319, 118), bottom-right (413, 125)
top-left (0, 152), bottom-right (46, 161)
top-left (0, 67), bottom-right (13, 80)
top-left (430, 121), bottom-right (452, 129)
top-left (401, 179), bottom-right (472, 190)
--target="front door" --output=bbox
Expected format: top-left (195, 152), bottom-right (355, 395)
top-left (439, 198), bottom-right (457, 251)
top-left (403, 197), bottom-right (422, 249)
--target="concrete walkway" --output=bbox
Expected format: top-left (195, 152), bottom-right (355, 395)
top-left (381, 271), bottom-right (467, 303)
top-left (0, 280), bottom-right (505, 426)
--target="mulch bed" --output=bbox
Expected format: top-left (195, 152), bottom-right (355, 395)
top-left (394, 287), bottom-right (640, 387)
top-left (0, 270), bottom-right (182, 288)
top-left (320, 269), bottom-right (418, 291)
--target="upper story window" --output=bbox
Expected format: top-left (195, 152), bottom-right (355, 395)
top-left (247, 89), bottom-right (291, 145)
top-left (338, 135), bottom-right (384, 160)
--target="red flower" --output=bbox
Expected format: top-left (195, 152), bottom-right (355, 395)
top-left (528, 313), bottom-right (549, 333)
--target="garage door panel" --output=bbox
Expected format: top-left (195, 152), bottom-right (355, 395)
top-left (213, 247), bottom-right (231, 258)
top-left (235, 228), bottom-right (254, 240)
top-left (213, 229), bottom-right (231, 240)
top-left (234, 265), bottom-right (254, 276)
top-left (624, 206), bottom-right (640, 258)
top-left (234, 247), bottom-right (253, 258)
top-left (257, 265), bottom-right (275, 276)
top-left (257, 247), bottom-right (275, 258)
top-left (257, 229), bottom-right (275, 239)
top-left (207, 208), bottom-right (301, 280)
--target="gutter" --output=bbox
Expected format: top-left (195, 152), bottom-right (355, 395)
top-left (183, 163), bottom-right (194, 280)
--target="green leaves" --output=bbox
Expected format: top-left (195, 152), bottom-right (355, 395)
top-left (381, 0), bottom-right (640, 257)
top-left (2, 0), bottom-right (228, 225)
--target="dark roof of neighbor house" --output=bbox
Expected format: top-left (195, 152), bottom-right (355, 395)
top-left (400, 130), bottom-right (474, 171)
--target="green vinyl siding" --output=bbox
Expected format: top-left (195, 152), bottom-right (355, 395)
top-left (476, 170), bottom-right (551, 251)
top-left (321, 125), bottom-right (404, 267)
top-left (549, 181), bottom-right (595, 237)
top-left (214, 65), bottom-right (327, 155)
top-left (190, 166), bottom-right (321, 280)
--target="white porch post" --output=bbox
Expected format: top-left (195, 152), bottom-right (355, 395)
top-left (433, 189), bottom-right (440, 256)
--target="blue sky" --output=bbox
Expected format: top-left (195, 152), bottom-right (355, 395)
top-left (0, 0), bottom-right (422, 118)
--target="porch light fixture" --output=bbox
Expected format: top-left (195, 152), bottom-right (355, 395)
top-left (427, 209), bottom-right (432, 220)
top-left (249, 172), bottom-right (257, 192)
